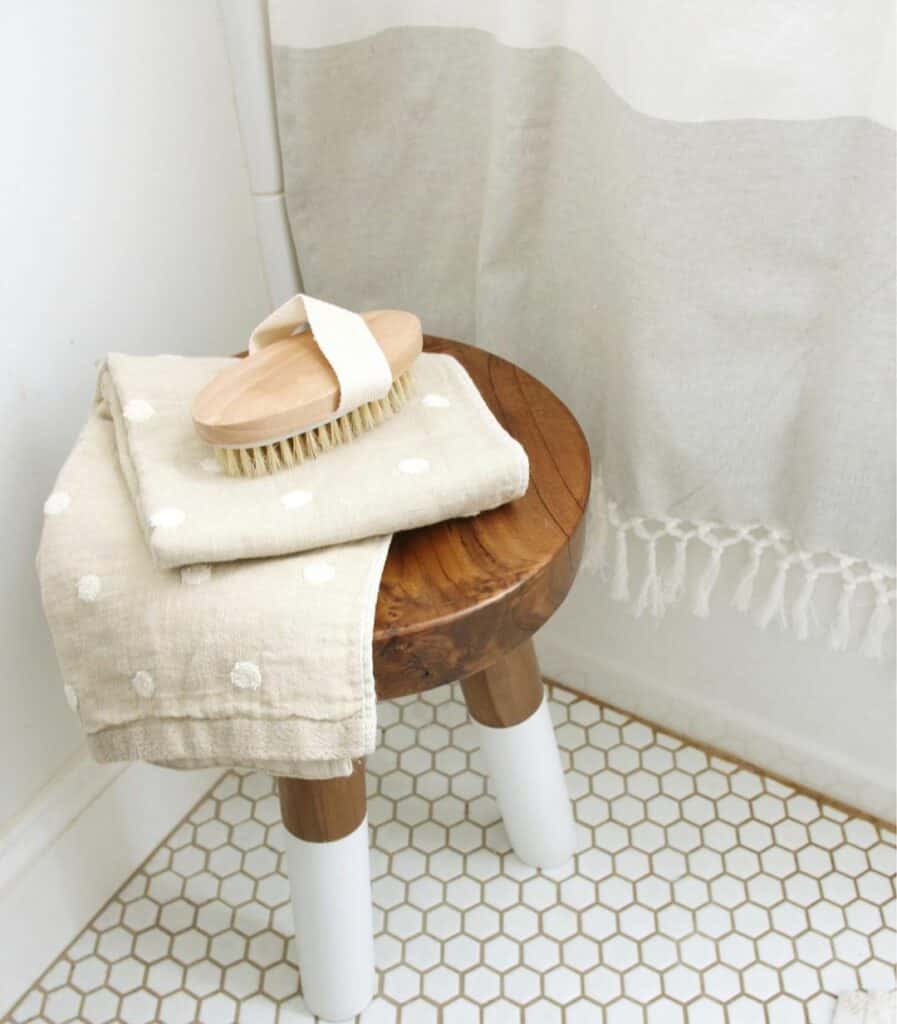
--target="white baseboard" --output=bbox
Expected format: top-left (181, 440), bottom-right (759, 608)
top-left (536, 632), bottom-right (895, 825)
top-left (0, 749), bottom-right (222, 1017)
top-left (0, 748), bottom-right (126, 896)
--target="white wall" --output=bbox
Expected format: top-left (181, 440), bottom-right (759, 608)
top-left (0, 0), bottom-right (269, 829)
top-left (537, 555), bottom-right (896, 822)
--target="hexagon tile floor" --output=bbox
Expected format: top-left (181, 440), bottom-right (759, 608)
top-left (9, 683), bottom-right (896, 1023)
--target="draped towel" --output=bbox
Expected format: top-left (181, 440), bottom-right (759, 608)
top-left (37, 352), bottom-right (529, 777)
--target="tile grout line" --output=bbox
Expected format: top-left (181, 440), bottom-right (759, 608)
top-left (8, 680), bottom-right (895, 1022)
top-left (544, 676), bottom-right (896, 834)
top-left (5, 770), bottom-right (227, 1022)
top-left (9, 673), bottom-right (890, 1019)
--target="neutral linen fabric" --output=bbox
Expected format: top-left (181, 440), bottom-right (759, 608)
top-left (834, 992), bottom-right (897, 1024)
top-left (269, 3), bottom-right (895, 655)
top-left (100, 352), bottom-right (527, 569)
top-left (38, 353), bottom-right (528, 778)
top-left (270, 0), bottom-right (895, 128)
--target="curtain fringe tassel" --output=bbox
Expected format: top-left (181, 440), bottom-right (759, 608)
top-left (582, 472), bottom-right (895, 659)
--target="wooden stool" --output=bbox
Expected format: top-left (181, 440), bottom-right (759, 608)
top-left (277, 337), bottom-right (590, 1020)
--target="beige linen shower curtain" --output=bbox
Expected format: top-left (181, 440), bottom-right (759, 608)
top-left (267, 0), bottom-right (896, 657)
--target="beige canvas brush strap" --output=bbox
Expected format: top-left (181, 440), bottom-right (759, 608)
top-left (249, 293), bottom-right (394, 416)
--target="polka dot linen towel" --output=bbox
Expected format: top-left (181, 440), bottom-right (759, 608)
top-left (98, 352), bottom-right (528, 569)
top-left (37, 353), bottom-right (528, 779)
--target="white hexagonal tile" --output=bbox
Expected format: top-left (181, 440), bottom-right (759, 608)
top-left (10, 687), bottom-right (895, 1024)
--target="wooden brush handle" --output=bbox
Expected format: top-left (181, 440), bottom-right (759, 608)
top-left (193, 309), bottom-right (422, 448)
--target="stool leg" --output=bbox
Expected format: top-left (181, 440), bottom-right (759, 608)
top-left (461, 639), bottom-right (576, 869)
top-left (278, 761), bottom-right (375, 1021)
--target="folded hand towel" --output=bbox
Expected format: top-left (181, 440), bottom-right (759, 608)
top-left (100, 351), bottom-right (528, 568)
top-left (38, 353), bottom-right (528, 778)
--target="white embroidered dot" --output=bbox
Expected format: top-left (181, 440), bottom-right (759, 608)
top-left (149, 506), bottom-right (185, 529)
top-left (123, 399), bottom-right (155, 422)
top-left (132, 670), bottom-right (155, 698)
top-left (280, 489), bottom-right (314, 510)
top-left (200, 457), bottom-right (222, 474)
top-left (44, 492), bottom-right (71, 516)
top-left (181, 564), bottom-right (211, 585)
top-left (231, 661), bottom-right (262, 691)
top-left (422, 393), bottom-right (451, 408)
top-left (303, 560), bottom-right (336, 585)
top-left (77, 574), bottom-right (102, 602)
top-left (64, 685), bottom-right (79, 712)
top-left (398, 457), bottom-right (430, 475)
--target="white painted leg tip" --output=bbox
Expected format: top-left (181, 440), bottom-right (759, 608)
top-left (511, 842), bottom-right (577, 871)
top-left (474, 697), bottom-right (577, 873)
top-left (303, 980), bottom-right (375, 1022)
top-left (518, 853), bottom-right (576, 871)
top-left (286, 819), bottom-right (375, 1022)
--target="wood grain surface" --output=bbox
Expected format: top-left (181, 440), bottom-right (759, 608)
top-left (461, 638), bottom-right (545, 728)
top-left (374, 337), bottom-right (591, 700)
top-left (278, 760), bottom-right (367, 843)
top-left (195, 310), bottom-right (421, 447)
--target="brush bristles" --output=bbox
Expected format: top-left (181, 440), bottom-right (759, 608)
top-left (216, 370), bottom-right (415, 477)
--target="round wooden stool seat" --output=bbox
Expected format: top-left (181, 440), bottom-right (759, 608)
top-left (373, 337), bottom-right (591, 700)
